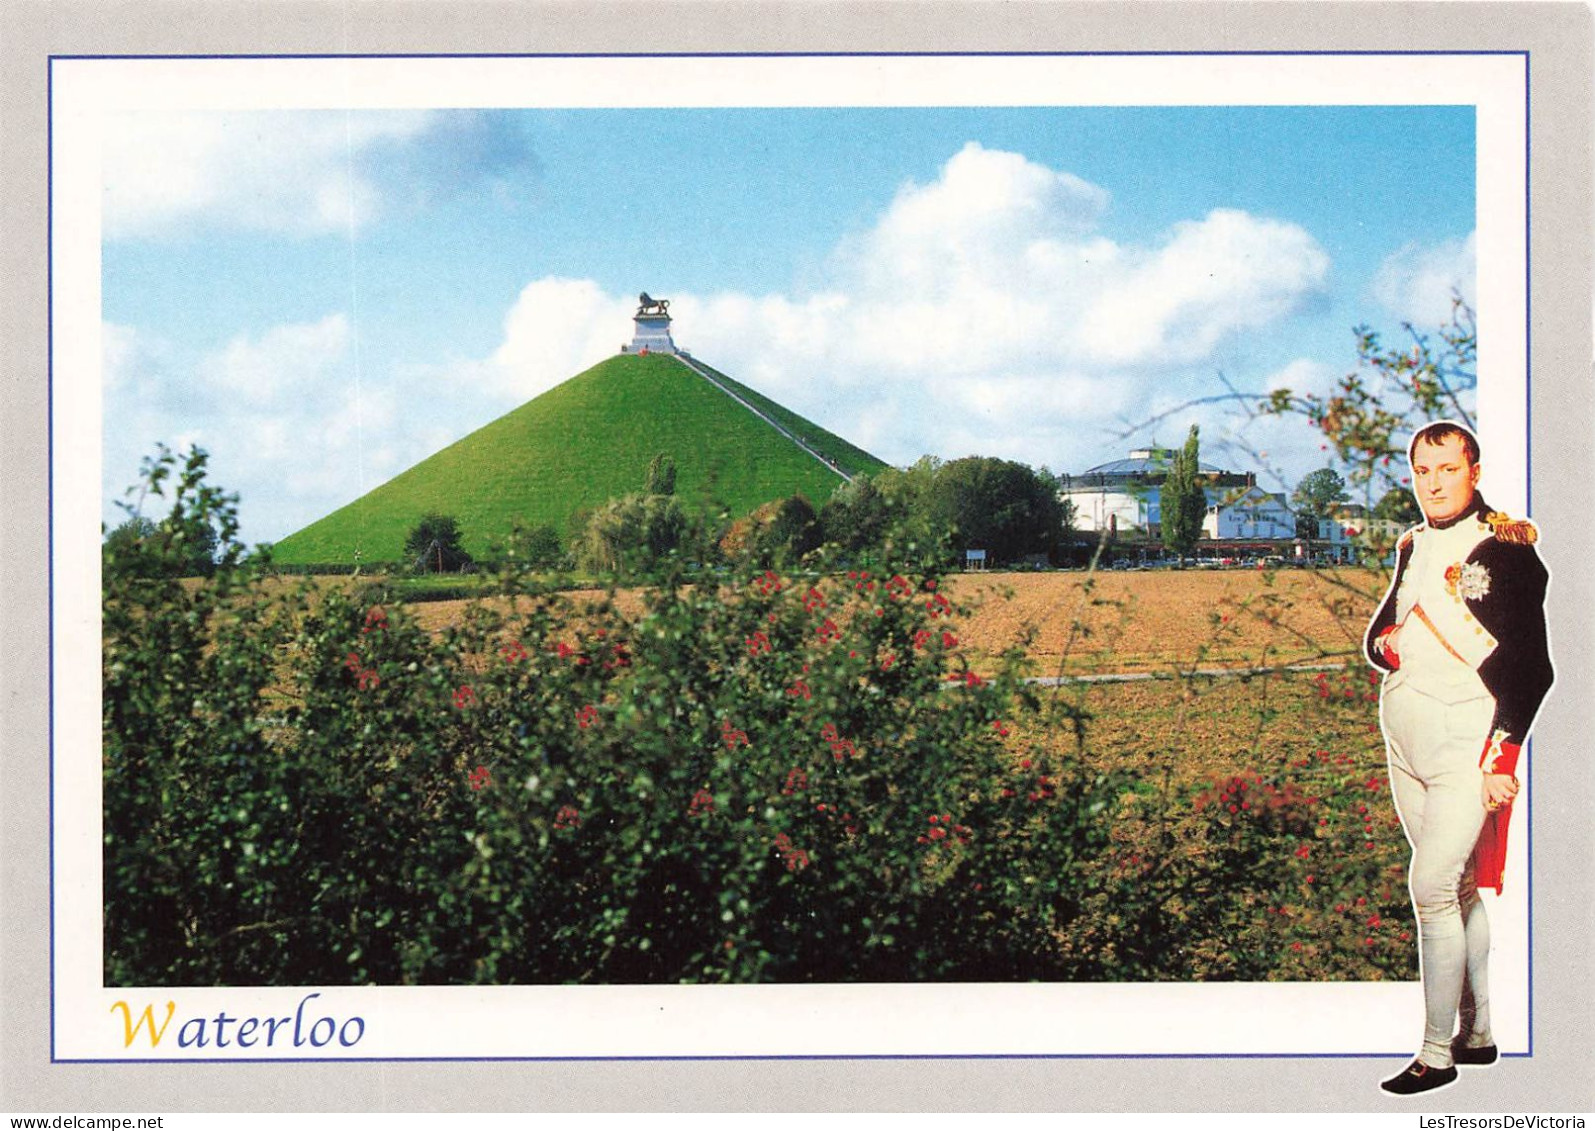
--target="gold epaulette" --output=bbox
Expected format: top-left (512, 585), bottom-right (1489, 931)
top-left (1485, 511), bottom-right (1539, 545)
top-left (1398, 529), bottom-right (1415, 551)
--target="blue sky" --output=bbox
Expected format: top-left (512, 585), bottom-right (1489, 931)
top-left (101, 105), bottom-right (1476, 545)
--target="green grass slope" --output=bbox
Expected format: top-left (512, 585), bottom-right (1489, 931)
top-left (271, 353), bottom-right (888, 565)
top-left (685, 358), bottom-right (888, 478)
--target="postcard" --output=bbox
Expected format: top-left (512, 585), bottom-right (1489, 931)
top-left (8, 1), bottom-right (1592, 1115)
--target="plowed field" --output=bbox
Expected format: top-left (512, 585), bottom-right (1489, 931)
top-left (398, 567), bottom-right (1385, 676)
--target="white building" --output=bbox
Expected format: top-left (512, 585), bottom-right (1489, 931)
top-left (1203, 484), bottom-right (1297, 541)
top-left (1060, 446), bottom-right (1307, 553)
top-left (1061, 447), bottom-right (1250, 536)
top-left (1308, 506), bottom-right (1405, 563)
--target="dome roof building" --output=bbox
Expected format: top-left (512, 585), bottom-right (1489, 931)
top-left (1058, 444), bottom-right (1290, 549)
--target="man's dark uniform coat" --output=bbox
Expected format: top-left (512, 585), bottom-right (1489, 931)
top-left (1365, 495), bottom-right (1553, 891)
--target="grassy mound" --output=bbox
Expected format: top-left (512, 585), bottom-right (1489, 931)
top-left (271, 352), bottom-right (888, 565)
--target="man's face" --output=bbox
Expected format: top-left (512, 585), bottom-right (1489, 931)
top-left (1410, 434), bottom-right (1480, 524)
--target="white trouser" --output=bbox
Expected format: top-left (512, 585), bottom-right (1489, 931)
top-left (1380, 681), bottom-right (1493, 1067)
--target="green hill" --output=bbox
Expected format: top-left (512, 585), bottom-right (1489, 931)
top-left (270, 352), bottom-right (888, 565)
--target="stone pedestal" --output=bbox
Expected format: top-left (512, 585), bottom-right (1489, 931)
top-left (628, 312), bottom-right (677, 354)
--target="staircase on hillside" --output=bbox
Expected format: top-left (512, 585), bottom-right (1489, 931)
top-left (671, 354), bottom-right (854, 484)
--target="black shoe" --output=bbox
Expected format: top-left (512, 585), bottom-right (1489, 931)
top-left (1380, 1060), bottom-right (1459, 1095)
top-left (1450, 1037), bottom-right (1499, 1066)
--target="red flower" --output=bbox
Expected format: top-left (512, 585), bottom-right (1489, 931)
top-left (992, 720), bottom-right (1010, 737)
top-left (746, 631), bottom-right (773, 657)
top-left (787, 678), bottom-right (812, 700)
top-left (914, 629), bottom-right (932, 650)
top-left (755, 569), bottom-right (783, 595)
top-left (721, 719), bottom-right (750, 750)
top-left (688, 788), bottom-right (716, 817)
top-left (819, 722), bottom-right (855, 761)
top-left (554, 804), bottom-right (581, 830)
top-left (576, 704), bottom-right (599, 729)
top-left (880, 653), bottom-right (896, 671)
top-left (782, 768), bottom-right (808, 795)
top-left (925, 593), bottom-right (952, 617)
top-left (500, 640), bottom-right (529, 664)
top-left (468, 765), bottom-right (493, 791)
top-left (942, 631), bottom-right (958, 648)
top-left (803, 587), bottom-right (826, 612)
top-left (356, 668), bottom-right (381, 691)
top-left (773, 831), bottom-right (809, 872)
top-left (887, 574), bottom-right (913, 600)
top-left (344, 651), bottom-right (362, 673)
top-left (362, 606), bottom-right (388, 633)
top-left (817, 618), bottom-right (841, 643)
top-left (453, 685), bottom-right (476, 709)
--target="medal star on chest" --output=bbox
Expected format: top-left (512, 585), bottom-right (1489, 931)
top-left (1444, 560), bottom-right (1491, 601)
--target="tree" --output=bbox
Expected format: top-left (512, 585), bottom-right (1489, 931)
top-left (405, 513), bottom-right (473, 573)
top-left (823, 457), bottom-right (952, 570)
top-left (928, 456), bottom-right (1066, 565)
top-left (1374, 485), bottom-right (1423, 527)
top-left (722, 493), bottom-right (822, 567)
top-left (645, 453), bottom-right (677, 497)
top-left (503, 521), bottom-right (565, 570)
top-left (1291, 467), bottom-right (1351, 545)
top-left (577, 493), bottom-right (685, 574)
top-left (104, 446), bottom-right (231, 579)
top-left (102, 516), bottom-right (159, 580)
top-left (820, 474), bottom-right (893, 554)
top-left (1159, 425), bottom-right (1205, 561)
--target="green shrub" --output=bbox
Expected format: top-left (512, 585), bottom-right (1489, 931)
top-left (103, 449), bottom-right (1405, 985)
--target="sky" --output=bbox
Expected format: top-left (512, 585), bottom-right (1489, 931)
top-left (100, 105), bottom-right (1477, 546)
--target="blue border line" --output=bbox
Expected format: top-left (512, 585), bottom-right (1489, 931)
top-left (47, 52), bottom-right (57, 1066)
top-left (1522, 48), bottom-right (1535, 1059)
top-left (53, 47), bottom-right (1533, 1066)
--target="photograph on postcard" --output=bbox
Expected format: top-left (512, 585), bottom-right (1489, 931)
top-left (50, 51), bottom-right (1534, 1062)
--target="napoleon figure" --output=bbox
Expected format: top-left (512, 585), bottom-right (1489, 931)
top-left (1365, 420), bottom-right (1553, 1096)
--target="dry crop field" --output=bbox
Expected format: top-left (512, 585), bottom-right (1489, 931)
top-left (943, 567), bottom-right (1383, 674)
top-left (393, 566), bottom-right (1386, 675)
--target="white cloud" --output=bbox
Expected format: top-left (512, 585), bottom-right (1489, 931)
top-left (1371, 231), bottom-right (1476, 327)
top-left (1262, 357), bottom-right (1336, 395)
top-left (438, 144), bottom-right (1333, 482)
top-left (481, 278), bottom-right (638, 401)
top-left (1076, 209), bottom-right (1330, 365)
top-left (103, 111), bottom-right (435, 238)
top-left (199, 314), bottom-right (350, 405)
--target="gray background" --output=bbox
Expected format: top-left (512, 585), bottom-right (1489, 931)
top-left (2, 0), bottom-right (1590, 1114)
